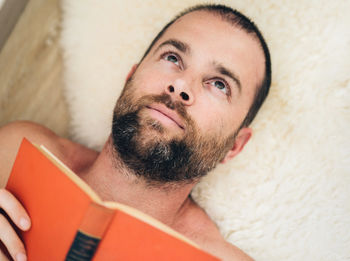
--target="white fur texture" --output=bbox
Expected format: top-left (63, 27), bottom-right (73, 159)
top-left (60, 1), bottom-right (350, 260)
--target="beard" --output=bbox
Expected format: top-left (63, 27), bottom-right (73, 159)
top-left (111, 79), bottom-right (237, 185)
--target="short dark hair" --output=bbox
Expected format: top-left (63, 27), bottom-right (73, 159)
top-left (140, 4), bottom-right (272, 128)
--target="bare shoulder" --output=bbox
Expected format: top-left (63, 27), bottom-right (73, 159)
top-left (0, 120), bottom-right (63, 146)
top-left (177, 198), bottom-right (254, 261)
top-left (0, 121), bottom-right (89, 187)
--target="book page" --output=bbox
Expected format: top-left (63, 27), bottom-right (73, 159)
top-left (37, 144), bottom-right (103, 204)
top-left (103, 201), bottom-right (200, 248)
top-left (38, 143), bottom-right (200, 249)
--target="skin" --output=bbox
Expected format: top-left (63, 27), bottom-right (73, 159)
top-left (0, 11), bottom-right (264, 261)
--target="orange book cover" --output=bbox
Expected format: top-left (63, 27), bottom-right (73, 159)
top-left (5, 138), bottom-right (219, 260)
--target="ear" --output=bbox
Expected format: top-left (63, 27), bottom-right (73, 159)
top-left (221, 127), bottom-right (252, 164)
top-left (125, 64), bottom-right (138, 82)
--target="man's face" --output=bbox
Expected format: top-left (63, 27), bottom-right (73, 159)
top-left (112, 11), bottom-right (265, 184)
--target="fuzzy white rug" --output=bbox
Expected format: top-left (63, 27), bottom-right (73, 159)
top-left (60, 0), bottom-right (350, 260)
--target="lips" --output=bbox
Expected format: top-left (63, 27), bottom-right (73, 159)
top-left (146, 104), bottom-right (185, 130)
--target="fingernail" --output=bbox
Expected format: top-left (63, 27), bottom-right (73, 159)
top-left (16, 253), bottom-right (27, 261)
top-left (19, 217), bottom-right (30, 230)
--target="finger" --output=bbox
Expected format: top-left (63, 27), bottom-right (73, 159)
top-left (0, 214), bottom-right (26, 261)
top-left (0, 249), bottom-right (11, 261)
top-left (0, 189), bottom-right (31, 231)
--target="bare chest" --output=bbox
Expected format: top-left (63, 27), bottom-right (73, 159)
top-left (170, 201), bottom-right (222, 245)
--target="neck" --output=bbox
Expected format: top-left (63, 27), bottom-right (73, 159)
top-left (78, 136), bottom-right (197, 226)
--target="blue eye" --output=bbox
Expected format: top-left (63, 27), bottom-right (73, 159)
top-left (164, 53), bottom-right (179, 66)
top-left (211, 80), bottom-right (228, 94)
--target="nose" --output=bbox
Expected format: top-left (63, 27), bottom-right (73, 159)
top-left (165, 79), bottom-right (194, 105)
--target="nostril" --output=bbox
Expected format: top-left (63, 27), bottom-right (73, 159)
top-left (168, 86), bottom-right (175, 93)
top-left (180, 92), bottom-right (189, 101)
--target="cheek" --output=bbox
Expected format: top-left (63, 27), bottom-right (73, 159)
top-left (133, 63), bottom-right (175, 95)
top-left (189, 92), bottom-right (245, 139)
top-left (131, 73), bottom-right (164, 97)
top-left (189, 97), bottom-right (229, 137)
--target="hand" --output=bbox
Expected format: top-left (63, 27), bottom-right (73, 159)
top-left (0, 189), bottom-right (30, 261)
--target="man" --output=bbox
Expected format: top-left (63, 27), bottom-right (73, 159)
top-left (0, 4), bottom-right (271, 261)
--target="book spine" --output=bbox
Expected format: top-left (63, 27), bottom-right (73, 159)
top-left (65, 231), bottom-right (100, 261)
top-left (64, 202), bottom-right (115, 260)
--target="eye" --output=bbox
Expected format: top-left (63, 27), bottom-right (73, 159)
top-left (162, 52), bottom-right (180, 66)
top-left (209, 79), bottom-right (230, 95)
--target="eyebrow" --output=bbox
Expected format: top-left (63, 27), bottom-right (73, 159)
top-left (214, 63), bottom-right (242, 93)
top-left (154, 39), bottom-right (191, 55)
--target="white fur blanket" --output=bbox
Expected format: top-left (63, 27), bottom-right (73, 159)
top-left (60, 0), bottom-right (350, 260)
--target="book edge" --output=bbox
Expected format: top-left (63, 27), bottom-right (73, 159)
top-left (37, 144), bottom-right (103, 204)
top-left (36, 142), bottom-right (201, 249)
top-left (103, 201), bottom-right (200, 249)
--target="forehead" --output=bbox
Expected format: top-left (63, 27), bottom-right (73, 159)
top-left (151, 10), bottom-right (265, 102)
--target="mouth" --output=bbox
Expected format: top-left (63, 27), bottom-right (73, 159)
top-left (146, 104), bottom-right (185, 130)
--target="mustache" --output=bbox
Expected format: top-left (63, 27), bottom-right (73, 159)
top-left (135, 93), bottom-right (193, 128)
top-left (147, 93), bottom-right (187, 118)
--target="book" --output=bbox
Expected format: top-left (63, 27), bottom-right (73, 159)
top-left (5, 138), bottom-right (219, 260)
